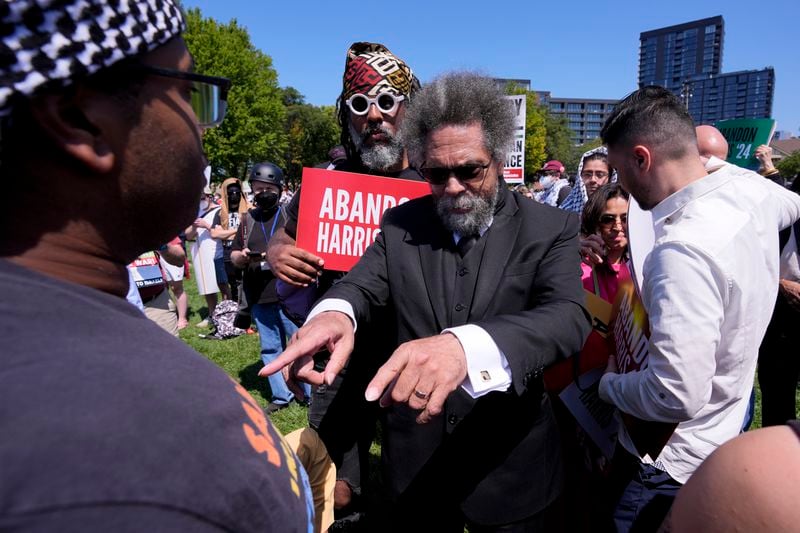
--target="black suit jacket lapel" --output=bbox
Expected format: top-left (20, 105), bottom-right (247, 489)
top-left (470, 189), bottom-right (521, 320)
top-left (414, 211), bottom-right (454, 333)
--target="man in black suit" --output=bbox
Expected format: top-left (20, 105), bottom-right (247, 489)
top-left (264, 72), bottom-right (591, 531)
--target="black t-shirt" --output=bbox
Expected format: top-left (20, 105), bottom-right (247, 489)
top-left (283, 159), bottom-right (423, 239)
top-left (0, 259), bottom-right (313, 532)
top-left (232, 207), bottom-right (281, 305)
top-left (212, 210), bottom-right (242, 262)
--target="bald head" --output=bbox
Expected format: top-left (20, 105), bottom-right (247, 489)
top-left (696, 125), bottom-right (729, 161)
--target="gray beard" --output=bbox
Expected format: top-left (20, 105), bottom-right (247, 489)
top-left (349, 122), bottom-right (403, 171)
top-left (435, 182), bottom-right (500, 235)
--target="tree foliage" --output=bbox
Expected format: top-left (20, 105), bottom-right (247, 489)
top-left (183, 9), bottom-right (286, 181)
top-left (543, 114), bottom-right (574, 166)
top-left (565, 137), bottom-right (603, 175)
top-left (282, 88), bottom-right (340, 186)
top-left (776, 150), bottom-right (800, 179)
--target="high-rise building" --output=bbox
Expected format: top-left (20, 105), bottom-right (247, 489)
top-left (541, 92), bottom-right (619, 145)
top-left (639, 16), bottom-right (774, 124)
top-left (639, 16), bottom-right (724, 93)
top-left (493, 78), bottom-right (531, 91)
top-left (684, 68), bottom-right (775, 125)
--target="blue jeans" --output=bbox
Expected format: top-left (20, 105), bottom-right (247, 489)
top-left (251, 302), bottom-right (309, 404)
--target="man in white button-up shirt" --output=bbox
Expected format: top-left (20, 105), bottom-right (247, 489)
top-left (263, 73), bottom-right (591, 531)
top-left (599, 86), bottom-right (800, 532)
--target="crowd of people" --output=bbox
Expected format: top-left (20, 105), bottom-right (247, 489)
top-left (2, 1), bottom-right (800, 533)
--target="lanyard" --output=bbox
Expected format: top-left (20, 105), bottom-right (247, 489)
top-left (259, 211), bottom-right (280, 243)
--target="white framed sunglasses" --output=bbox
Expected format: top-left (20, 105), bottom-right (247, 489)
top-left (345, 92), bottom-right (405, 116)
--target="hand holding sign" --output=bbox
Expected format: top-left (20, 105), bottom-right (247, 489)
top-left (259, 311), bottom-right (354, 386)
top-left (267, 227), bottom-right (324, 287)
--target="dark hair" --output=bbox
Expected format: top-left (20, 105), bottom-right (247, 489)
top-left (581, 152), bottom-right (610, 172)
top-left (600, 86), bottom-right (697, 161)
top-left (336, 76), bottom-right (421, 164)
top-left (400, 72), bottom-right (515, 167)
top-left (582, 182), bottom-right (630, 236)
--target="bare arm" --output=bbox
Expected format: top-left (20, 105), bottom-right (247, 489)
top-left (209, 226), bottom-right (237, 241)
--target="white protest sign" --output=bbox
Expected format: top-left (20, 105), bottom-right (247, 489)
top-left (503, 95), bottom-right (526, 184)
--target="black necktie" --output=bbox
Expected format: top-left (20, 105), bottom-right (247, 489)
top-left (457, 235), bottom-right (478, 258)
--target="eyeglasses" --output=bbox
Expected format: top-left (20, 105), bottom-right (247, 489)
top-left (598, 214), bottom-right (627, 227)
top-left (418, 163), bottom-right (491, 186)
top-left (581, 170), bottom-right (609, 180)
top-left (127, 65), bottom-right (231, 127)
top-left (345, 92), bottom-right (405, 116)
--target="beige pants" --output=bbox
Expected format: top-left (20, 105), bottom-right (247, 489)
top-left (285, 428), bottom-right (336, 533)
top-left (143, 288), bottom-right (179, 337)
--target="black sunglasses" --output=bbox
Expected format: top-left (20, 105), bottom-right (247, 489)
top-left (599, 213), bottom-right (627, 227)
top-left (418, 163), bottom-right (491, 186)
top-left (125, 65), bottom-right (231, 128)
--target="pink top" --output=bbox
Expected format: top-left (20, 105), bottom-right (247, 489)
top-left (581, 260), bottom-right (632, 303)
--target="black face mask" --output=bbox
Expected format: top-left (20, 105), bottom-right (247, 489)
top-left (254, 191), bottom-right (279, 211)
top-left (227, 188), bottom-right (242, 209)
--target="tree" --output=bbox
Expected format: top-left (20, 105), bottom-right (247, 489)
top-left (565, 137), bottom-right (603, 175)
top-left (504, 84), bottom-right (547, 181)
top-left (183, 9), bottom-right (286, 181)
top-left (776, 150), bottom-right (800, 179)
top-left (543, 114), bottom-right (573, 167)
top-left (282, 95), bottom-right (340, 187)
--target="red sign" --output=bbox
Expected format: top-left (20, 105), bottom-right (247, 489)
top-left (296, 168), bottom-right (431, 271)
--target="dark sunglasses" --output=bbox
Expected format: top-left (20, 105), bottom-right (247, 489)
top-left (418, 163), bottom-right (491, 186)
top-left (599, 213), bottom-right (627, 227)
top-left (126, 64), bottom-right (231, 128)
top-left (345, 92), bottom-right (405, 116)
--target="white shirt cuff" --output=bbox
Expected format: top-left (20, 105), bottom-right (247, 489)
top-left (444, 324), bottom-right (512, 398)
top-left (306, 298), bottom-right (357, 333)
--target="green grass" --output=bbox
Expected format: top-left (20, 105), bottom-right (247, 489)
top-left (177, 274), bottom-right (309, 436)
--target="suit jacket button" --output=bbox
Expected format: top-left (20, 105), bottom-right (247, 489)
top-left (454, 303), bottom-right (465, 312)
top-left (448, 414), bottom-right (458, 425)
top-left (458, 267), bottom-right (468, 276)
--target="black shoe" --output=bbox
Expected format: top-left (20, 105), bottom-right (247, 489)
top-left (264, 402), bottom-right (290, 415)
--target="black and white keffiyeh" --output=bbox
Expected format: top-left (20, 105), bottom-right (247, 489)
top-left (0, 0), bottom-right (185, 116)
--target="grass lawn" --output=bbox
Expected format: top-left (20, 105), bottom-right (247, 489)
top-left (177, 274), bottom-right (309, 436)
top-left (175, 263), bottom-right (799, 441)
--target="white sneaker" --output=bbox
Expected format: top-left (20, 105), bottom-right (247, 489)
top-left (196, 319), bottom-right (209, 328)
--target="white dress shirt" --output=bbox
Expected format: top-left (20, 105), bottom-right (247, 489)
top-left (307, 218), bottom-right (514, 399)
top-left (599, 163), bottom-right (800, 483)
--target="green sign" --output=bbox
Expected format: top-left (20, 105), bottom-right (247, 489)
top-left (715, 118), bottom-right (776, 170)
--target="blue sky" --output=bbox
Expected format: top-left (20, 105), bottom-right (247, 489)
top-left (183, 0), bottom-right (799, 135)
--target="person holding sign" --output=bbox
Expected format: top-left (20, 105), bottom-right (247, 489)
top-left (267, 41), bottom-right (423, 519)
top-left (598, 86), bottom-right (800, 532)
top-left (263, 72), bottom-right (591, 532)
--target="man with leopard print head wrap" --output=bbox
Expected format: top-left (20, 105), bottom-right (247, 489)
top-left (266, 41), bottom-right (422, 521)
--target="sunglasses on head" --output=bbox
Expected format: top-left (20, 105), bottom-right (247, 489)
top-left (345, 92), bottom-right (405, 116)
top-left (125, 64), bottom-right (231, 128)
top-left (418, 163), bottom-right (491, 186)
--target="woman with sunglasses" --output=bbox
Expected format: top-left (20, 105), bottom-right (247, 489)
top-left (580, 183), bottom-right (631, 302)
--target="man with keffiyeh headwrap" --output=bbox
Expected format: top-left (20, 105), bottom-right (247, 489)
top-left (0, 1), bottom-right (313, 530)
